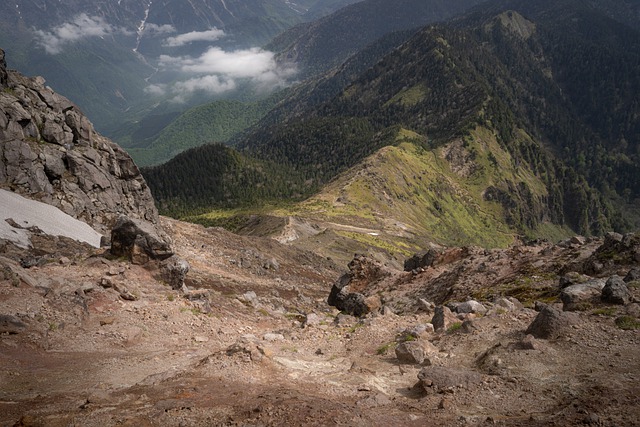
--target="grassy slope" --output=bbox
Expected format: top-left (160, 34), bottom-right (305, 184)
top-left (189, 127), bottom-right (572, 264)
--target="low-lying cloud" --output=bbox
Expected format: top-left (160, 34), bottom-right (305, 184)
top-left (142, 23), bottom-right (177, 36)
top-left (150, 46), bottom-right (297, 102)
top-left (34, 14), bottom-right (131, 54)
top-left (163, 29), bottom-right (225, 47)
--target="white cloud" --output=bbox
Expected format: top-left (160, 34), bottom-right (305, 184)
top-left (163, 29), bottom-right (226, 47)
top-left (150, 46), bottom-right (297, 101)
top-left (143, 23), bottom-right (176, 36)
top-left (34, 14), bottom-right (131, 54)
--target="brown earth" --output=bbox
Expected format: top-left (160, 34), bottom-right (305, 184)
top-left (1, 219), bottom-right (639, 427)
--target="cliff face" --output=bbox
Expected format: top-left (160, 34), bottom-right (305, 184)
top-left (0, 48), bottom-right (158, 234)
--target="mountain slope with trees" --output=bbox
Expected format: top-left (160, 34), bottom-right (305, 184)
top-left (144, 0), bottom-right (640, 247)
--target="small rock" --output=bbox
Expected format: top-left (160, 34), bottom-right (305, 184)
top-left (263, 333), bottom-right (285, 342)
top-left (518, 334), bottom-right (540, 350)
top-left (99, 317), bottom-right (115, 326)
top-left (432, 306), bottom-right (458, 332)
top-left (417, 366), bottom-right (483, 392)
top-left (401, 323), bottom-right (434, 339)
top-left (624, 268), bottom-right (640, 283)
top-left (193, 336), bottom-right (209, 343)
top-left (395, 341), bottom-right (425, 364)
top-left (240, 291), bottom-right (259, 307)
top-left (456, 300), bottom-right (487, 315)
top-left (161, 255), bottom-right (190, 291)
top-left (601, 276), bottom-right (631, 305)
top-left (493, 297), bottom-right (516, 311)
top-left (304, 313), bottom-right (321, 327)
top-left (0, 314), bottom-right (27, 334)
top-left (561, 279), bottom-right (606, 311)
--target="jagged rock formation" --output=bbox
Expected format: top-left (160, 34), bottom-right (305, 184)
top-left (0, 48), bottom-right (159, 235)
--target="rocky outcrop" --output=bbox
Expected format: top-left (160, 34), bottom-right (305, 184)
top-left (110, 217), bottom-right (173, 265)
top-left (327, 254), bottom-right (390, 316)
top-left (0, 48), bottom-right (159, 236)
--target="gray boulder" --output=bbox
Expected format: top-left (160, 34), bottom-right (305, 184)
top-left (560, 278), bottom-right (606, 311)
top-left (526, 305), bottom-right (579, 339)
top-left (456, 300), bottom-right (487, 315)
top-left (161, 255), bottom-right (190, 291)
top-left (601, 276), bottom-right (631, 305)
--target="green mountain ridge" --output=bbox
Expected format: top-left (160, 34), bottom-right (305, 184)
top-left (144, 0), bottom-right (640, 254)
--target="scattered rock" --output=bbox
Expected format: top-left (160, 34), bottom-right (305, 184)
top-left (395, 341), bottom-right (426, 364)
top-left (455, 300), bottom-right (487, 315)
top-left (0, 314), bottom-right (26, 334)
top-left (401, 323), bottom-right (434, 339)
top-left (518, 334), bottom-right (540, 350)
top-left (404, 248), bottom-right (440, 272)
top-left (525, 305), bottom-right (579, 339)
top-left (240, 291), bottom-right (260, 307)
top-left (432, 306), bottom-right (458, 332)
top-left (601, 276), bottom-right (631, 305)
top-left (304, 313), bottom-right (321, 327)
top-left (263, 333), bottom-right (285, 342)
top-left (624, 268), bottom-right (640, 283)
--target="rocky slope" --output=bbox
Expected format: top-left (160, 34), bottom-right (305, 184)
top-left (0, 49), bottom-right (159, 235)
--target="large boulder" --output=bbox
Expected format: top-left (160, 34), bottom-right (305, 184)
top-left (327, 254), bottom-right (388, 316)
top-left (525, 305), bottom-right (579, 339)
top-left (560, 278), bottom-right (606, 311)
top-left (601, 276), bottom-right (632, 305)
top-left (110, 216), bottom-right (173, 265)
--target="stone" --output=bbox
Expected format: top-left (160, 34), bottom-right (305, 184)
top-left (110, 216), bottom-right (173, 264)
top-left (395, 341), bottom-right (425, 364)
top-left (404, 248), bottom-right (439, 272)
top-left (432, 306), bottom-right (458, 332)
top-left (401, 324), bottom-right (434, 339)
top-left (518, 334), bottom-right (540, 350)
top-left (304, 313), bottom-right (321, 327)
top-left (525, 305), bottom-right (579, 339)
top-left (262, 333), bottom-right (285, 342)
top-left (417, 366), bottom-right (483, 392)
top-left (456, 300), bottom-right (487, 315)
top-left (241, 291), bottom-right (259, 307)
top-left (601, 276), bottom-right (631, 305)
top-left (570, 235), bottom-right (586, 245)
top-left (493, 297), bottom-right (516, 311)
top-left (560, 279), bottom-right (606, 311)
top-left (624, 268), bottom-right (640, 283)
top-left (161, 256), bottom-right (190, 290)
top-left (0, 314), bottom-right (27, 334)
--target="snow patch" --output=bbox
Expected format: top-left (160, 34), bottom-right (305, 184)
top-left (0, 189), bottom-right (102, 248)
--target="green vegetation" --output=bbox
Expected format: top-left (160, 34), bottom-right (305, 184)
top-left (615, 316), bottom-right (640, 330)
top-left (126, 98), bottom-right (276, 166)
top-left (446, 322), bottom-right (463, 333)
top-left (376, 341), bottom-right (397, 355)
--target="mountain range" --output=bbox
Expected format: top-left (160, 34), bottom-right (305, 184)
top-left (142, 0), bottom-right (640, 263)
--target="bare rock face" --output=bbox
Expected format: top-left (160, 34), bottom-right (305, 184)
top-left (0, 48), bottom-right (159, 235)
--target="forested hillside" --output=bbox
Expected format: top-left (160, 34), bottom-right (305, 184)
top-left (144, 0), bottom-right (640, 240)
